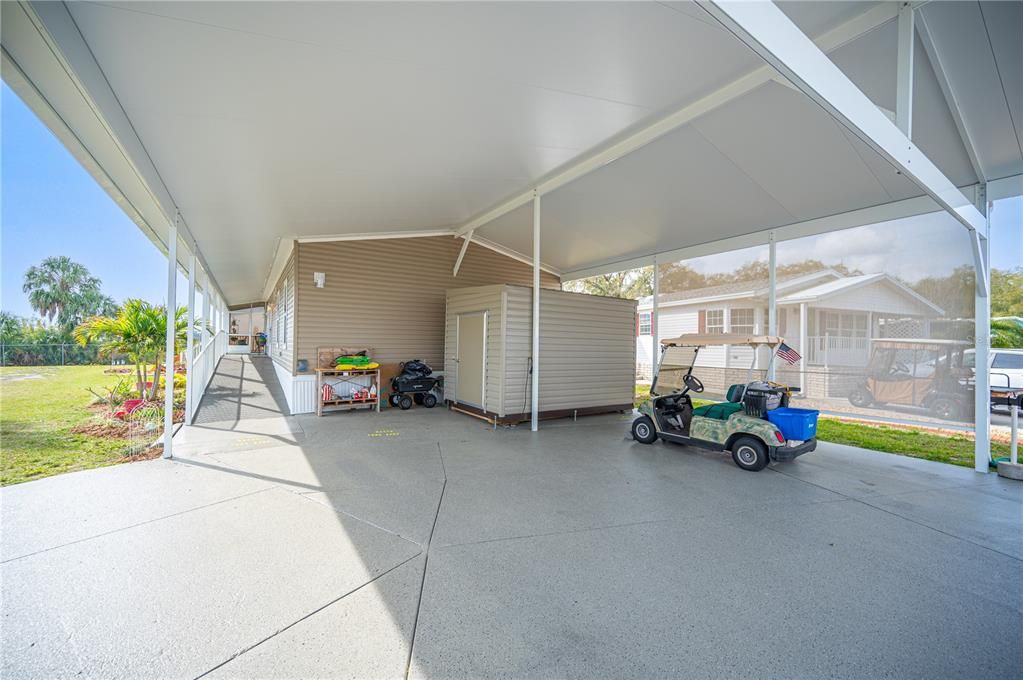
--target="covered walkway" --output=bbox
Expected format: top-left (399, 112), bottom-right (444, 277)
top-left (2, 356), bottom-right (1021, 678)
top-left (191, 355), bottom-right (292, 426)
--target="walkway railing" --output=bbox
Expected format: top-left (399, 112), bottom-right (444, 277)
top-left (805, 335), bottom-right (870, 367)
top-left (188, 330), bottom-right (227, 422)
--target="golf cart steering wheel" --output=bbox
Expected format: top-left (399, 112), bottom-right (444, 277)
top-left (683, 374), bottom-right (704, 394)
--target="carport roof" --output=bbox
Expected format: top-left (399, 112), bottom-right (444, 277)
top-left (2, 1), bottom-right (1020, 302)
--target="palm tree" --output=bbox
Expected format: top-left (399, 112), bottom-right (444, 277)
top-left (75, 300), bottom-right (190, 400)
top-left (0, 312), bottom-right (23, 343)
top-left (22, 256), bottom-right (106, 329)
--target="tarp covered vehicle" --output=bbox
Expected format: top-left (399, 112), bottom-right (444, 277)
top-left (632, 334), bottom-right (817, 471)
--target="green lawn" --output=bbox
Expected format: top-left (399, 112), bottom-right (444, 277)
top-left (0, 366), bottom-right (135, 486)
top-left (633, 382), bottom-right (1006, 469)
top-left (816, 418), bottom-right (1010, 468)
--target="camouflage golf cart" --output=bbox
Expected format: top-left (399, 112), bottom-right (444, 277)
top-left (632, 334), bottom-right (818, 471)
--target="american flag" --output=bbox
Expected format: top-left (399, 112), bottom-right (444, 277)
top-left (776, 343), bottom-right (802, 365)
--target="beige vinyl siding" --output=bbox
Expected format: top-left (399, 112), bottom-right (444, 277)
top-left (444, 286), bottom-right (505, 414)
top-left (295, 236), bottom-right (558, 372)
top-left (266, 251), bottom-right (296, 372)
top-left (503, 286), bottom-right (635, 414)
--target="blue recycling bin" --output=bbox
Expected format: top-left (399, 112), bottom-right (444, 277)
top-left (767, 407), bottom-right (819, 441)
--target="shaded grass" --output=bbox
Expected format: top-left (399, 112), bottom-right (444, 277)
top-left (816, 418), bottom-right (1009, 469)
top-left (634, 382), bottom-right (1005, 469)
top-left (0, 366), bottom-right (133, 486)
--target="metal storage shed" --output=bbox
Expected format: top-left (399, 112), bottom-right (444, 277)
top-left (445, 285), bottom-right (635, 423)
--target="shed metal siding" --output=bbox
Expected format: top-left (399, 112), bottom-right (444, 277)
top-left (444, 286), bottom-right (505, 414)
top-left (294, 236), bottom-right (559, 373)
top-left (502, 286), bottom-right (636, 415)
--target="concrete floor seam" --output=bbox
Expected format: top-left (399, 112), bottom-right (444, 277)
top-left (432, 493), bottom-right (855, 552)
top-left (0, 487), bottom-right (274, 565)
top-left (769, 467), bottom-right (1023, 563)
top-left (850, 495), bottom-right (1023, 564)
top-left (192, 551), bottom-right (424, 680)
top-left (403, 445), bottom-right (448, 680)
top-left (292, 489), bottom-right (427, 550)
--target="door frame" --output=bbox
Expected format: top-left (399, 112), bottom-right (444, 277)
top-left (455, 310), bottom-right (488, 409)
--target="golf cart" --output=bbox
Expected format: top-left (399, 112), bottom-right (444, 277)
top-left (632, 334), bottom-right (818, 471)
top-left (848, 338), bottom-right (973, 420)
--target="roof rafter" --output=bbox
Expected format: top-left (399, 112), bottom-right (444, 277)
top-left (454, 1), bottom-right (901, 237)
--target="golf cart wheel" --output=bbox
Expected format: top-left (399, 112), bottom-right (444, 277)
top-left (413, 393), bottom-right (424, 405)
top-left (631, 416), bottom-right (658, 444)
top-left (929, 397), bottom-right (960, 421)
top-left (848, 387), bottom-right (873, 408)
top-left (388, 393), bottom-right (401, 407)
top-left (731, 437), bottom-right (769, 472)
top-left (398, 395), bottom-right (414, 410)
top-left (422, 393), bottom-right (438, 408)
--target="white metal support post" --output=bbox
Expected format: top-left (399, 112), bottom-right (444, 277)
top-left (974, 183), bottom-right (991, 472)
top-left (651, 255), bottom-right (659, 381)
top-left (162, 214), bottom-right (178, 458)
top-left (767, 231), bottom-right (777, 381)
top-left (531, 191), bottom-right (541, 432)
top-left (184, 248), bottom-right (196, 424)
top-left (895, 2), bottom-right (914, 137)
top-left (799, 302), bottom-right (808, 395)
top-left (202, 269), bottom-right (211, 347)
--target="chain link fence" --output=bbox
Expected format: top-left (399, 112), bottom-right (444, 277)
top-left (0, 343), bottom-right (114, 366)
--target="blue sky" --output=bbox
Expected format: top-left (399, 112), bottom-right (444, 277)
top-left (2, 83), bottom-right (169, 319)
top-left (1, 81), bottom-right (1019, 320)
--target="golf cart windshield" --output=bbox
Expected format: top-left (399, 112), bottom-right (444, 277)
top-left (652, 334), bottom-right (785, 396)
top-left (654, 346), bottom-right (699, 394)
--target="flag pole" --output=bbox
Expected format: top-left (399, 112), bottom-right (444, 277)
top-left (767, 343), bottom-right (779, 387)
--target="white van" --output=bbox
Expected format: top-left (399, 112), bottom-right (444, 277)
top-left (989, 349), bottom-right (1023, 390)
top-left (966, 348), bottom-right (1023, 390)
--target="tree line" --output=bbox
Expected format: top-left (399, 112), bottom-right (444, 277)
top-left (2, 256), bottom-right (195, 395)
top-left (567, 258), bottom-right (1023, 348)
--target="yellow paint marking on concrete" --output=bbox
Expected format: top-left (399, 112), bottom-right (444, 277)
top-left (368, 430), bottom-right (400, 438)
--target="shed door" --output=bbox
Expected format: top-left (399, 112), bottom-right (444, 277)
top-left (456, 312), bottom-right (487, 409)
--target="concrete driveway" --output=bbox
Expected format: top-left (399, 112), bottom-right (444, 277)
top-left (2, 356), bottom-right (1021, 679)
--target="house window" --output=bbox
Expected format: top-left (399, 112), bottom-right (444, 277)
top-left (639, 312), bottom-right (652, 336)
top-left (730, 308), bottom-right (755, 335)
top-left (822, 311), bottom-right (867, 338)
top-left (706, 309), bottom-right (724, 334)
top-left (277, 277), bottom-right (289, 348)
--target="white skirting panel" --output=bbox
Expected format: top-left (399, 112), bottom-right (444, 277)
top-left (271, 360), bottom-right (295, 413)
top-left (270, 360), bottom-right (319, 415)
top-left (291, 375), bottom-right (318, 415)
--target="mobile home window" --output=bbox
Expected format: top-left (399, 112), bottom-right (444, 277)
top-left (639, 312), bottom-right (652, 336)
top-left (706, 309), bottom-right (724, 334)
top-left (730, 308), bottom-right (754, 335)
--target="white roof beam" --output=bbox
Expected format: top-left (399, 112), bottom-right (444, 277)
top-left (895, 2), bottom-right (914, 137)
top-left (701, 0), bottom-right (988, 296)
top-left (915, 9), bottom-right (986, 182)
top-left (452, 232), bottom-right (472, 277)
top-left (454, 1), bottom-right (900, 237)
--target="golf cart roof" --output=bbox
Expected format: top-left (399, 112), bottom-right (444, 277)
top-left (661, 334), bottom-right (785, 348)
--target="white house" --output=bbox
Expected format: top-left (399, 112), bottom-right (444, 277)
top-left (636, 270), bottom-right (944, 398)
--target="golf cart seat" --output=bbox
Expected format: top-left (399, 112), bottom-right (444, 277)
top-left (691, 401), bottom-right (744, 420)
